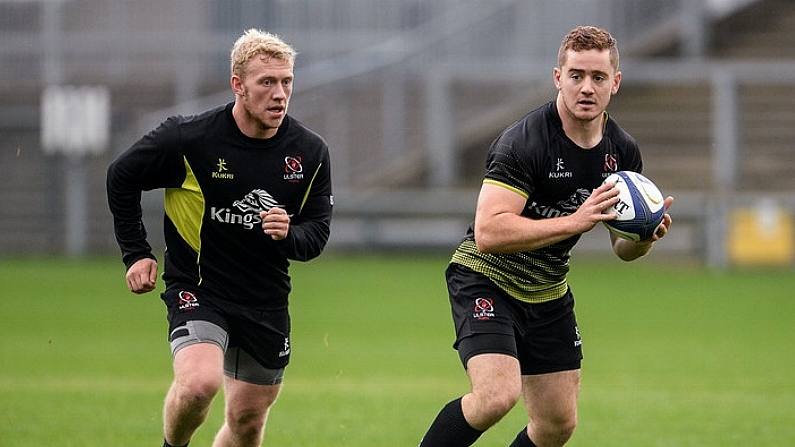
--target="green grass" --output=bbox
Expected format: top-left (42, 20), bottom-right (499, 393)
top-left (0, 254), bottom-right (793, 446)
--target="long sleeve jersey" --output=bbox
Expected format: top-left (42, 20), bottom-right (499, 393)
top-left (107, 103), bottom-right (333, 309)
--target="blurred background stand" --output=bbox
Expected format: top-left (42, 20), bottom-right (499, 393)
top-left (2, 0), bottom-right (794, 268)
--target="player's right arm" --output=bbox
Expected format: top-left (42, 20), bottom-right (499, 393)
top-left (474, 181), bottom-right (620, 254)
top-left (106, 117), bottom-right (186, 288)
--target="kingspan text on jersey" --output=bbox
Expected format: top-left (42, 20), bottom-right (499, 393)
top-left (210, 207), bottom-right (262, 230)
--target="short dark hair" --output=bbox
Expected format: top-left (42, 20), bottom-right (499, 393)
top-left (558, 26), bottom-right (619, 71)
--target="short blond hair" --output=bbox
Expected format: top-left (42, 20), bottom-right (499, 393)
top-left (230, 28), bottom-right (297, 78)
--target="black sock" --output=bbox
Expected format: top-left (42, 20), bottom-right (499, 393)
top-left (163, 440), bottom-right (189, 447)
top-left (508, 427), bottom-right (537, 447)
top-left (418, 397), bottom-right (483, 447)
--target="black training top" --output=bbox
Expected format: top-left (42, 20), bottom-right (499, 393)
top-left (107, 102), bottom-right (333, 309)
top-left (451, 100), bottom-right (642, 303)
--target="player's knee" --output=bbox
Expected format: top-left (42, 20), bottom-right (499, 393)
top-left (491, 392), bottom-right (521, 419)
top-left (473, 386), bottom-right (521, 424)
top-left (532, 412), bottom-right (578, 446)
top-left (225, 406), bottom-right (269, 442)
top-left (554, 416), bottom-right (577, 442)
top-left (177, 374), bottom-right (222, 407)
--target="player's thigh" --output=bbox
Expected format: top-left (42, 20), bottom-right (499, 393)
top-left (224, 346), bottom-right (286, 386)
top-left (466, 352), bottom-right (523, 399)
top-left (172, 342), bottom-right (225, 390)
top-left (461, 352), bottom-right (523, 428)
top-left (521, 369), bottom-right (581, 423)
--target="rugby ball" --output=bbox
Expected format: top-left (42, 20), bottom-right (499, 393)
top-left (602, 171), bottom-right (665, 241)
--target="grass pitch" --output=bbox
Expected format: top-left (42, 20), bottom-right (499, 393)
top-left (0, 254), bottom-right (792, 446)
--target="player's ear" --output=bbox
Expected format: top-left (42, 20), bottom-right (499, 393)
top-left (230, 75), bottom-right (244, 96)
top-left (611, 71), bottom-right (621, 95)
top-left (553, 67), bottom-right (562, 90)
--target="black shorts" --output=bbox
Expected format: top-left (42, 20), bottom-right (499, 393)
top-left (446, 263), bottom-right (583, 375)
top-left (161, 284), bottom-right (291, 371)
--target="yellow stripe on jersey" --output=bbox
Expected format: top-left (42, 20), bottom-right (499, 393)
top-left (483, 178), bottom-right (529, 199)
top-left (298, 163), bottom-right (322, 215)
top-left (165, 157), bottom-right (205, 256)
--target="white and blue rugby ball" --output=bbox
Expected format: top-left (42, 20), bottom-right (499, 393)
top-left (602, 171), bottom-right (665, 241)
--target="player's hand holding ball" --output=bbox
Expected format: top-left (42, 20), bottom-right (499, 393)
top-left (602, 171), bottom-right (673, 242)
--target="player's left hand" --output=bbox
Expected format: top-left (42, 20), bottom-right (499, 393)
top-left (612, 196), bottom-right (673, 261)
top-left (261, 207), bottom-right (290, 240)
top-left (650, 196), bottom-right (674, 241)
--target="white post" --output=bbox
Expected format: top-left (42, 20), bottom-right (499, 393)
top-left (708, 69), bottom-right (739, 268)
top-left (426, 67), bottom-right (455, 187)
top-left (41, 86), bottom-right (111, 257)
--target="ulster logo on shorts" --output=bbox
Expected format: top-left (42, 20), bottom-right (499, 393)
top-left (473, 297), bottom-right (495, 321)
top-left (178, 291), bottom-right (200, 311)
